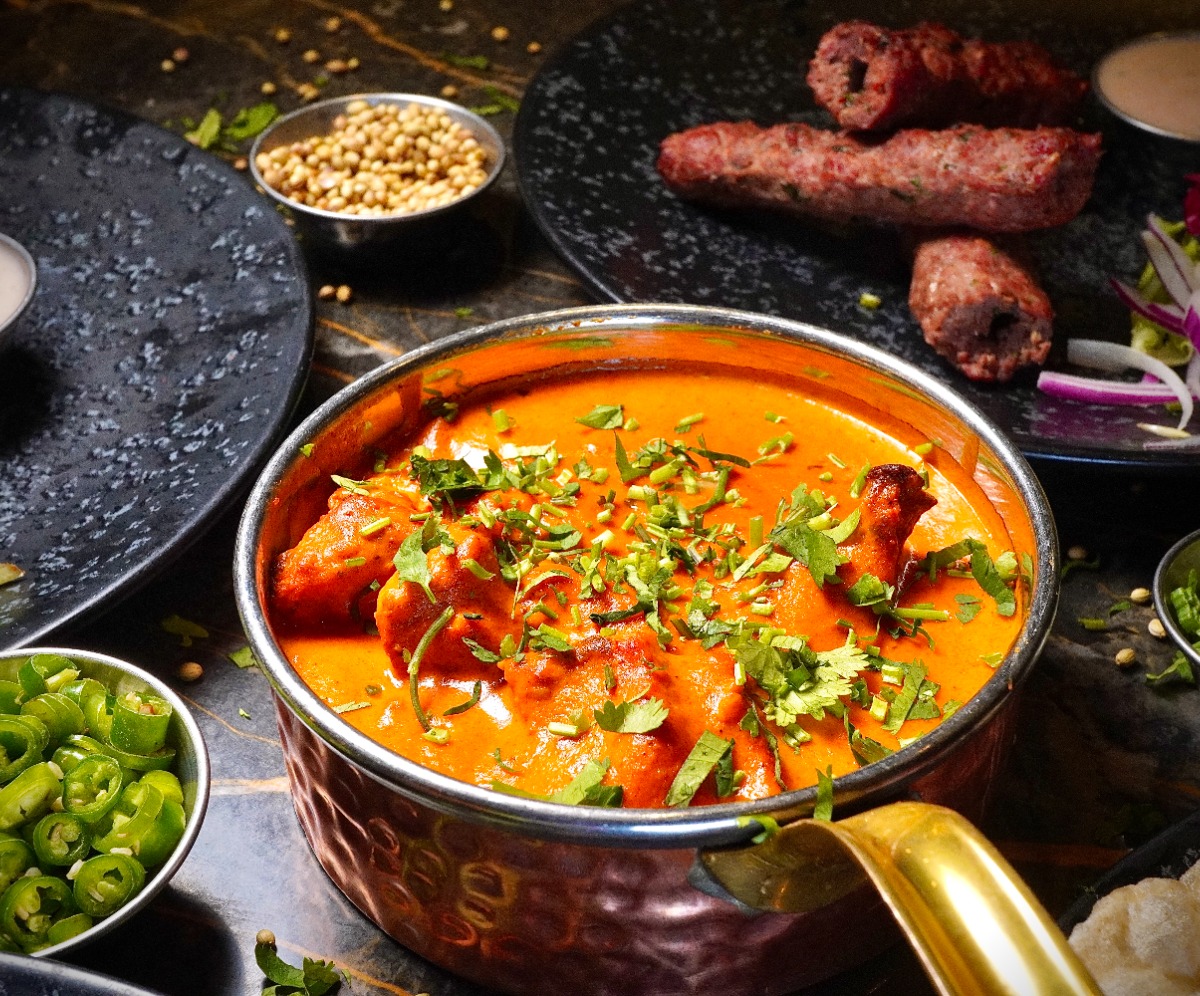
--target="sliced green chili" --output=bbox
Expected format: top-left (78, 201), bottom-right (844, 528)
top-left (0, 832), bottom-right (35, 892)
top-left (20, 692), bottom-right (86, 748)
top-left (0, 762), bottom-right (61, 833)
top-left (0, 874), bottom-right (78, 951)
top-left (62, 754), bottom-right (124, 824)
top-left (17, 654), bottom-right (79, 700)
top-left (71, 852), bottom-right (146, 918)
top-left (0, 715), bottom-right (48, 784)
top-left (46, 911), bottom-right (94, 945)
top-left (108, 691), bottom-right (172, 755)
top-left (31, 812), bottom-right (92, 867)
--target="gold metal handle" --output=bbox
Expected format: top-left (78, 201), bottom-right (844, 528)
top-left (700, 801), bottom-right (1101, 996)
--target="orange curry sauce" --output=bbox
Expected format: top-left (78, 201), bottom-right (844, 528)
top-left (273, 367), bottom-right (1024, 809)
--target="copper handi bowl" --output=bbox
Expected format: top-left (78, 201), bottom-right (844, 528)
top-left (234, 304), bottom-right (1059, 995)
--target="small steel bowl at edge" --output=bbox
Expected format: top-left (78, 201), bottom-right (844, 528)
top-left (1154, 526), bottom-right (1200, 671)
top-left (0, 646), bottom-right (210, 959)
top-left (248, 93), bottom-right (506, 252)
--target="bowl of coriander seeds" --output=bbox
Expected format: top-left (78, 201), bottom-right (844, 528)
top-left (250, 93), bottom-right (505, 250)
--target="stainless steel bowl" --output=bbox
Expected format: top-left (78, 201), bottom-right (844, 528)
top-left (248, 92), bottom-right (506, 252)
top-left (0, 232), bottom-right (36, 344)
top-left (0, 646), bottom-right (210, 958)
top-left (234, 303), bottom-right (1059, 994)
top-left (1153, 526), bottom-right (1200, 671)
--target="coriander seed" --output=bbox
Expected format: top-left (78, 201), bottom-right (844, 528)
top-left (1129, 586), bottom-right (1151, 604)
top-left (1066, 544), bottom-right (1088, 561)
top-left (177, 661), bottom-right (204, 682)
top-left (317, 284), bottom-right (336, 300)
top-left (1114, 648), bottom-right (1136, 668)
top-left (256, 929), bottom-right (276, 946)
top-left (335, 284), bottom-right (353, 303)
top-left (1148, 618), bottom-right (1167, 639)
top-left (491, 26), bottom-right (510, 42)
top-left (274, 28), bottom-right (292, 44)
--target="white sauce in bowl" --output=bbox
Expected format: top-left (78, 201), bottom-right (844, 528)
top-left (1094, 33), bottom-right (1200, 142)
top-left (0, 234), bottom-right (36, 333)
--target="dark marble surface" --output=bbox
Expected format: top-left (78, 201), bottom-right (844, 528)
top-left (0, 2), bottom-right (1198, 995)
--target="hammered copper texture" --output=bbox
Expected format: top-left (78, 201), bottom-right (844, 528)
top-left (275, 696), bottom-right (1018, 996)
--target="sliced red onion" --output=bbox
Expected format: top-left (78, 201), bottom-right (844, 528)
top-left (1143, 214), bottom-right (1199, 309)
top-left (1109, 278), bottom-right (1185, 333)
top-left (1036, 371), bottom-right (1183, 405)
top-left (1186, 289), bottom-right (1200, 347)
top-left (1066, 338), bottom-right (1194, 430)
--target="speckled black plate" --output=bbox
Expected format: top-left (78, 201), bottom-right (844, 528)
top-left (515, 0), bottom-right (1200, 470)
top-left (0, 87), bottom-right (312, 650)
top-left (1059, 806), bottom-right (1200, 933)
top-left (0, 952), bottom-right (165, 996)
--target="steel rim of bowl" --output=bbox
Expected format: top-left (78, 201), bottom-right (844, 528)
top-left (0, 231), bottom-right (37, 333)
top-left (0, 645), bottom-right (212, 958)
top-left (247, 92), bottom-right (507, 223)
top-left (234, 302), bottom-right (1059, 848)
top-left (1092, 31), bottom-right (1200, 143)
top-left (1153, 526), bottom-right (1200, 669)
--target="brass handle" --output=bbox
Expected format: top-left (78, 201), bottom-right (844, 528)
top-left (700, 801), bottom-right (1101, 996)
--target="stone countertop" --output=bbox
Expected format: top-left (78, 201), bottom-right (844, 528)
top-left (1, 1), bottom-right (1198, 994)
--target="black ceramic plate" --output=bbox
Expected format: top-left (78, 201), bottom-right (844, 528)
top-left (0, 952), bottom-right (165, 996)
top-left (515, 0), bottom-right (1200, 469)
top-left (0, 88), bottom-right (312, 650)
top-left (1059, 806), bottom-right (1200, 932)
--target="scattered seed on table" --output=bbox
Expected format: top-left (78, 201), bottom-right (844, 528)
top-left (335, 284), bottom-right (353, 303)
top-left (325, 58), bottom-right (349, 74)
top-left (302, 48), bottom-right (321, 63)
top-left (160, 59), bottom-right (175, 72)
top-left (439, 0), bottom-right (453, 10)
top-left (441, 84), bottom-right (459, 98)
top-left (323, 16), bottom-right (342, 32)
top-left (1148, 618), bottom-right (1166, 639)
top-left (296, 82), bottom-right (320, 101)
top-left (527, 41), bottom-right (542, 54)
top-left (1067, 545), bottom-right (1088, 562)
top-left (1114, 648), bottom-right (1137, 668)
top-left (491, 26), bottom-right (510, 42)
top-left (261, 80), bottom-right (277, 95)
top-left (173, 47), bottom-right (189, 62)
top-left (347, 56), bottom-right (360, 70)
top-left (1129, 586), bottom-right (1151, 605)
top-left (234, 157), bottom-right (248, 171)
top-left (317, 284), bottom-right (336, 300)
top-left (274, 27), bottom-right (292, 44)
top-left (177, 661), bottom-right (204, 682)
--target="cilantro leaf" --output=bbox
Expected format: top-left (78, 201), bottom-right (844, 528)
top-left (410, 453), bottom-right (482, 500)
top-left (255, 937), bottom-right (345, 996)
top-left (184, 108), bottom-right (221, 149)
top-left (223, 102), bottom-right (279, 142)
top-left (576, 404), bottom-right (624, 430)
top-left (392, 530), bottom-right (434, 602)
top-left (813, 766), bottom-right (834, 821)
top-left (664, 731), bottom-right (733, 807)
top-left (593, 697), bottom-right (668, 734)
top-left (161, 613), bottom-right (209, 647)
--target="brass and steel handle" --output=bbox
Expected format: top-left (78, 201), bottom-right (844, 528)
top-left (700, 801), bottom-right (1101, 996)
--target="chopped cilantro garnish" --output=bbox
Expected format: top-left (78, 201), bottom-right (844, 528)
top-left (593, 697), bottom-right (668, 734)
top-left (229, 646), bottom-right (260, 669)
top-left (813, 766), bottom-right (834, 821)
top-left (664, 731), bottom-right (733, 807)
top-left (577, 404), bottom-right (624, 430)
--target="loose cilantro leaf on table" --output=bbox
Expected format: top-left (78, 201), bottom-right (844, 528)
top-left (255, 934), bottom-right (347, 995)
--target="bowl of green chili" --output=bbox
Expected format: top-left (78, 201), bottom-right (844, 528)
top-left (1154, 527), bottom-right (1200, 676)
top-left (0, 646), bottom-right (210, 957)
